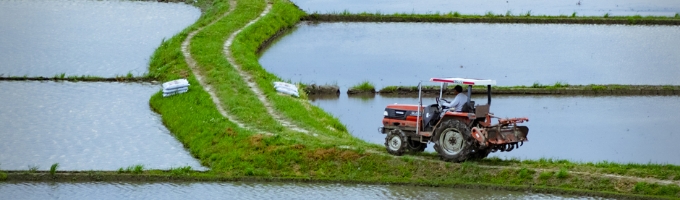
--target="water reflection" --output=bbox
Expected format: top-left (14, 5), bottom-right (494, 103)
top-left (0, 81), bottom-right (205, 171)
top-left (291, 0), bottom-right (680, 16)
top-left (260, 22), bottom-right (680, 90)
top-left (0, 181), bottom-right (604, 199)
top-left (310, 93), bottom-right (680, 165)
top-left (0, 0), bottom-right (200, 77)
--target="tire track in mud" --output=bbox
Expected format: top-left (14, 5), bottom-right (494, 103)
top-left (181, 0), bottom-right (255, 132)
top-left (222, 1), bottom-right (310, 134)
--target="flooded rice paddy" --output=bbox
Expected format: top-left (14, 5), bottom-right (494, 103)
top-left (0, 0), bottom-right (675, 198)
top-left (259, 22), bottom-right (680, 90)
top-left (0, 81), bottom-right (204, 171)
top-left (291, 0), bottom-right (680, 16)
top-left (0, 0), bottom-right (200, 77)
top-left (310, 94), bottom-right (680, 165)
top-left (0, 181), bottom-right (603, 199)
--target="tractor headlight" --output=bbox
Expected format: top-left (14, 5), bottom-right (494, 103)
top-left (383, 111), bottom-right (388, 116)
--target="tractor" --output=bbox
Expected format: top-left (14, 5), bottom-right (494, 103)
top-left (378, 78), bottom-right (529, 162)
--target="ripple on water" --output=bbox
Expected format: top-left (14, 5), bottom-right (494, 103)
top-left (0, 81), bottom-right (205, 171)
top-left (0, 182), bottom-right (610, 199)
top-left (260, 23), bottom-right (680, 90)
top-left (0, 0), bottom-right (200, 77)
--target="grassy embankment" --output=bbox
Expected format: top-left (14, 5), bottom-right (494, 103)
top-left (3, 0), bottom-right (680, 198)
top-left (147, 0), bottom-right (680, 197)
top-left (378, 82), bottom-right (680, 96)
top-left (304, 10), bottom-right (680, 25)
top-left (147, 0), bottom-right (373, 176)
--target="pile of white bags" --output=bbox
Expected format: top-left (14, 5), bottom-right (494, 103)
top-left (274, 82), bottom-right (299, 97)
top-left (162, 79), bottom-right (190, 97)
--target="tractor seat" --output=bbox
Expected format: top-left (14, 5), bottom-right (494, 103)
top-left (461, 101), bottom-right (475, 113)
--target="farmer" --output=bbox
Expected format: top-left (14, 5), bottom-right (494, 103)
top-left (442, 85), bottom-right (468, 112)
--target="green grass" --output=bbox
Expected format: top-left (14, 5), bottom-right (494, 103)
top-left (170, 166), bottom-right (193, 176)
top-left (586, 84), bottom-right (607, 91)
top-left (349, 81), bottom-right (375, 92)
top-left (556, 168), bottom-right (570, 179)
top-left (28, 165), bottom-right (39, 172)
top-left (633, 182), bottom-right (680, 196)
top-left (539, 171), bottom-right (553, 180)
top-left (229, 0), bottom-right (357, 137)
top-left (118, 164), bottom-right (145, 174)
top-left (186, 0), bottom-right (284, 132)
top-left (529, 81), bottom-right (569, 89)
top-left (50, 163), bottom-right (59, 176)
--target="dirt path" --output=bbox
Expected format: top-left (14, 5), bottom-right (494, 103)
top-left (181, 0), bottom-right (306, 135)
top-left (222, 1), bottom-right (310, 134)
top-left (181, 0), bottom-right (256, 131)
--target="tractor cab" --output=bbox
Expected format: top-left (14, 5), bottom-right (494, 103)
top-left (421, 78), bottom-right (496, 131)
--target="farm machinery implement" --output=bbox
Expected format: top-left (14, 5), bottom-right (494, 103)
top-left (378, 78), bottom-right (530, 162)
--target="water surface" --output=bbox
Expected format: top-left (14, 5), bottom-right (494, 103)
top-left (260, 22), bottom-right (680, 90)
top-left (0, 0), bottom-right (200, 77)
top-left (310, 94), bottom-right (680, 165)
top-left (292, 0), bottom-right (680, 16)
top-left (0, 81), bottom-right (205, 171)
top-left (0, 181), bottom-right (603, 199)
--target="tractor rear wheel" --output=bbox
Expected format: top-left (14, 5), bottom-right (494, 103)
top-left (385, 129), bottom-right (407, 156)
top-left (433, 119), bottom-right (473, 162)
top-left (406, 139), bottom-right (427, 153)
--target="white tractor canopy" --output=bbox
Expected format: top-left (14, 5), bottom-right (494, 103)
top-left (429, 78), bottom-right (496, 86)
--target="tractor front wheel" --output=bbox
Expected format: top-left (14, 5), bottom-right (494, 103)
top-left (385, 129), bottom-right (407, 156)
top-left (434, 119), bottom-right (473, 162)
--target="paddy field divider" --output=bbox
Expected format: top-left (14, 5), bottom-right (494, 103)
top-left (304, 11), bottom-right (680, 25)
